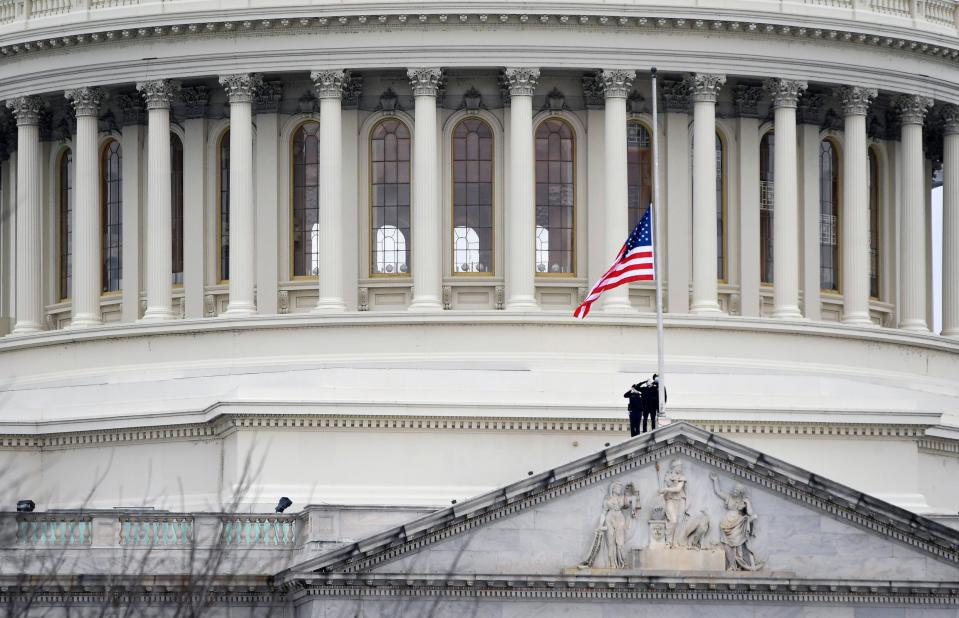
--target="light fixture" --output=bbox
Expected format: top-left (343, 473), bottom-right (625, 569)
top-left (274, 497), bottom-right (293, 513)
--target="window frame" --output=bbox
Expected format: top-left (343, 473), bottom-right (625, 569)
top-left (716, 130), bottom-right (728, 283)
top-left (289, 119), bottom-right (322, 281)
top-left (57, 147), bottom-right (73, 302)
top-left (171, 131), bottom-right (185, 288)
top-left (450, 115), bottom-right (496, 277)
top-left (818, 136), bottom-right (843, 294)
top-left (533, 115), bottom-right (577, 278)
top-left (759, 129), bottom-right (775, 287)
top-left (368, 116), bottom-right (413, 279)
top-left (99, 138), bottom-right (123, 296)
top-left (216, 128), bottom-right (230, 284)
top-left (868, 146), bottom-right (881, 300)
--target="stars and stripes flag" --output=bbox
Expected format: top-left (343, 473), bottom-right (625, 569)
top-left (573, 208), bottom-right (655, 319)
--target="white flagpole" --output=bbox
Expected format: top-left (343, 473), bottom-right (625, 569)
top-left (651, 67), bottom-right (667, 420)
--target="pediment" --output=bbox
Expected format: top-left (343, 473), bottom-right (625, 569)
top-left (289, 423), bottom-right (959, 583)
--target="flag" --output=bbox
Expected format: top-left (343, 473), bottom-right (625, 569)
top-left (573, 208), bottom-right (655, 319)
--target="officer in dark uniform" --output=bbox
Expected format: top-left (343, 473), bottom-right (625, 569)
top-left (637, 374), bottom-right (665, 433)
top-left (623, 383), bottom-right (644, 437)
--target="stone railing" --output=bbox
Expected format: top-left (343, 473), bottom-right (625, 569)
top-left (0, 0), bottom-right (955, 39)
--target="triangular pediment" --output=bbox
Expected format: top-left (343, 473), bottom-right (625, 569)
top-left (286, 423), bottom-right (959, 584)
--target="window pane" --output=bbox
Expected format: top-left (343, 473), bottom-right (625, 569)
top-left (534, 119), bottom-right (575, 274)
top-left (101, 141), bottom-right (123, 293)
top-left (291, 122), bottom-right (321, 277)
top-left (171, 134), bottom-right (184, 285)
top-left (819, 140), bottom-right (840, 292)
top-left (59, 150), bottom-right (74, 300)
top-left (868, 149), bottom-right (880, 298)
top-left (760, 132), bottom-right (775, 284)
top-left (371, 119), bottom-right (411, 275)
top-left (219, 131), bottom-right (230, 282)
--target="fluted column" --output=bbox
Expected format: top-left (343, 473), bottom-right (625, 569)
top-left (218, 74), bottom-right (261, 317)
top-left (504, 68), bottom-right (540, 311)
top-left (310, 70), bottom-right (348, 313)
top-left (764, 79), bottom-right (807, 319)
top-left (835, 86), bottom-right (877, 326)
top-left (689, 73), bottom-right (726, 315)
top-left (599, 69), bottom-right (636, 312)
top-left (943, 106), bottom-right (959, 337)
top-left (406, 68), bottom-right (443, 312)
top-left (6, 96), bottom-right (44, 334)
top-left (137, 80), bottom-right (180, 322)
top-left (65, 87), bottom-right (105, 328)
top-left (896, 95), bottom-right (934, 331)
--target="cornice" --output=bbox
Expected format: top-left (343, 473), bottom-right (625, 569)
top-left (0, 11), bottom-right (958, 84)
top-left (292, 574), bottom-right (959, 605)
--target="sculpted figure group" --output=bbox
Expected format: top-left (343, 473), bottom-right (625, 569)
top-left (582, 459), bottom-right (764, 572)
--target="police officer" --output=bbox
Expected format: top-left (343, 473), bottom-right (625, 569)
top-left (623, 382), bottom-right (644, 437)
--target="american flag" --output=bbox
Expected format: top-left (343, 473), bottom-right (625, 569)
top-left (573, 208), bottom-right (655, 319)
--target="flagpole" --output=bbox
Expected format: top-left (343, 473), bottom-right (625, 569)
top-left (651, 67), bottom-right (667, 420)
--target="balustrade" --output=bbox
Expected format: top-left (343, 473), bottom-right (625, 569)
top-left (221, 515), bottom-right (297, 546)
top-left (17, 514), bottom-right (92, 545)
top-left (119, 515), bottom-right (193, 545)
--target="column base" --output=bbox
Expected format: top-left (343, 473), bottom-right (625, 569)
top-left (689, 302), bottom-right (723, 316)
top-left (408, 298), bottom-right (444, 312)
top-left (68, 314), bottom-right (103, 329)
top-left (10, 321), bottom-right (43, 335)
top-left (940, 327), bottom-right (959, 338)
top-left (312, 299), bottom-right (347, 314)
top-left (770, 306), bottom-right (803, 320)
top-left (505, 296), bottom-right (540, 312)
top-left (899, 320), bottom-right (929, 332)
top-left (841, 313), bottom-right (873, 326)
top-left (141, 307), bottom-right (176, 322)
top-left (221, 303), bottom-right (257, 318)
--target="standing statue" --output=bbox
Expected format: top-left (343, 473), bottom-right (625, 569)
top-left (709, 473), bottom-right (764, 571)
top-left (658, 459), bottom-right (687, 548)
top-left (580, 482), bottom-right (640, 569)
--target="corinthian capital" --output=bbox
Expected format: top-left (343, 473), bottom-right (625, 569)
top-left (311, 70), bottom-right (348, 99)
top-left (834, 85), bottom-right (877, 116)
top-left (600, 69), bottom-right (635, 99)
top-left (6, 96), bottom-right (45, 126)
top-left (894, 94), bottom-right (934, 126)
top-left (218, 73), bottom-right (263, 104)
top-left (763, 78), bottom-right (808, 109)
top-left (686, 73), bottom-right (726, 103)
top-left (136, 79), bottom-right (181, 110)
top-left (407, 68), bottom-right (443, 97)
top-left (942, 104), bottom-right (959, 135)
top-left (64, 87), bottom-right (105, 117)
top-left (504, 68), bottom-right (540, 97)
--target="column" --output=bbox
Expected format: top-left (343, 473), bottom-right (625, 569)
top-left (688, 73), bottom-right (726, 315)
top-left (896, 95), bottom-right (934, 331)
top-left (181, 86), bottom-right (209, 319)
top-left (663, 80), bottom-right (691, 314)
top-left (65, 87), bottom-right (104, 328)
top-left (942, 105), bottom-right (959, 337)
top-left (764, 79), bottom-right (807, 319)
top-left (254, 83), bottom-right (281, 316)
top-left (136, 80), bottom-right (180, 321)
top-left (311, 70), bottom-right (348, 313)
top-left (406, 68), bottom-right (443, 312)
top-left (5, 96), bottom-right (44, 334)
top-left (734, 86), bottom-right (763, 317)
top-left (0, 154), bottom-right (15, 334)
top-left (599, 69), bottom-right (635, 312)
top-left (504, 68), bottom-right (540, 311)
top-left (799, 122), bottom-right (822, 321)
top-left (218, 74), bottom-right (261, 317)
top-left (834, 86), bottom-right (878, 326)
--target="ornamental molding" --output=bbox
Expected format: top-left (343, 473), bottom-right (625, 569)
top-left (64, 86), bottom-right (104, 117)
top-left (581, 74), bottom-right (604, 108)
top-left (797, 92), bottom-right (826, 125)
top-left (686, 72), bottom-right (726, 103)
top-left (407, 67), bottom-right (443, 97)
top-left (254, 79), bottom-right (284, 113)
top-left (179, 85), bottom-right (209, 119)
top-left (5, 95), bottom-right (44, 126)
top-left (116, 92), bottom-right (146, 125)
top-left (295, 424), bottom-right (959, 575)
top-left (942, 104), bottom-right (959, 135)
top-left (310, 69), bottom-right (347, 100)
top-left (733, 84), bottom-right (763, 118)
top-left (763, 78), bottom-right (807, 109)
top-left (599, 69), bottom-right (635, 99)
top-left (135, 79), bottom-right (180, 110)
top-left (834, 85), bottom-right (877, 116)
top-left (296, 576), bottom-right (959, 605)
top-left (895, 94), bottom-right (934, 125)
top-left (503, 67), bottom-right (540, 97)
top-left (661, 79), bottom-right (690, 113)
top-left (218, 73), bottom-right (262, 104)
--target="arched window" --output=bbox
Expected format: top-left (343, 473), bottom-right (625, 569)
top-left (58, 149), bottom-right (74, 301)
top-left (291, 121), bottom-right (321, 278)
top-left (171, 133), bottom-right (184, 285)
top-left (627, 121), bottom-right (652, 229)
top-left (218, 130), bottom-right (230, 282)
top-left (370, 119), bottom-right (411, 275)
top-left (759, 131), bottom-right (775, 284)
top-left (534, 118), bottom-right (575, 275)
top-left (868, 148), bottom-right (880, 299)
top-left (101, 140), bottom-right (122, 294)
top-left (716, 132), bottom-right (727, 281)
top-left (819, 139), bottom-right (840, 292)
top-left (452, 117), bottom-right (493, 274)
